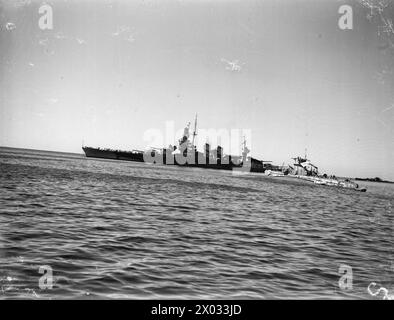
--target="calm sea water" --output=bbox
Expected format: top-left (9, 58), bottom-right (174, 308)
top-left (0, 147), bottom-right (393, 299)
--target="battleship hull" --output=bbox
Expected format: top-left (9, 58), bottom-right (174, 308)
top-left (83, 146), bottom-right (245, 170)
top-left (82, 147), bottom-right (144, 162)
top-left (146, 150), bottom-right (243, 170)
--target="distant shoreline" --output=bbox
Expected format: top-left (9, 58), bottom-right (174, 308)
top-left (355, 177), bottom-right (394, 184)
top-left (0, 145), bottom-right (83, 156)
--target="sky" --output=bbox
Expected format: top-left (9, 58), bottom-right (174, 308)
top-left (0, 0), bottom-right (393, 180)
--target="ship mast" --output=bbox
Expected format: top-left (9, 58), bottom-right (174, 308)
top-left (191, 114), bottom-right (197, 148)
top-left (241, 135), bottom-right (249, 160)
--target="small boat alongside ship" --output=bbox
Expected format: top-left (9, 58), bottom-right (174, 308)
top-left (285, 155), bottom-right (367, 192)
top-left (264, 170), bottom-right (285, 177)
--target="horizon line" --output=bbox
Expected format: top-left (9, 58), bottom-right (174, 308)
top-left (1, 145), bottom-right (392, 182)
